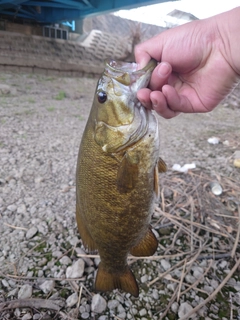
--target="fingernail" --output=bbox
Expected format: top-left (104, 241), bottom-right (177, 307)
top-left (152, 99), bottom-right (157, 107)
top-left (137, 58), bottom-right (150, 70)
top-left (158, 63), bottom-right (170, 77)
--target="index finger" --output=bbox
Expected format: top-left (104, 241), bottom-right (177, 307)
top-left (134, 49), bottom-right (151, 69)
top-left (135, 35), bottom-right (163, 68)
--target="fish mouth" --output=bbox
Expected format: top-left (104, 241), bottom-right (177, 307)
top-left (104, 59), bottom-right (157, 87)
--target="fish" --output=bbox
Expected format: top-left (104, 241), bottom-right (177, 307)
top-left (76, 59), bottom-right (167, 297)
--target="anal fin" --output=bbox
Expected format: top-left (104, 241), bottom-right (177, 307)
top-left (76, 200), bottom-right (97, 252)
top-left (130, 228), bottom-right (158, 257)
top-left (95, 262), bottom-right (139, 297)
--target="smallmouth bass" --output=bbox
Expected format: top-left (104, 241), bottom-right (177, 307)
top-left (76, 59), bottom-right (167, 297)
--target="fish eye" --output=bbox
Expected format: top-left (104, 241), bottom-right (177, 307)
top-left (97, 90), bottom-right (107, 103)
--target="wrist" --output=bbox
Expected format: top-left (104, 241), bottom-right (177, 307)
top-left (215, 7), bottom-right (240, 76)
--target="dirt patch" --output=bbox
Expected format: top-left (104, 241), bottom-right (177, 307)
top-left (0, 72), bottom-right (240, 319)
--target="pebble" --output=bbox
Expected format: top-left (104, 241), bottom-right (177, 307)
top-left (178, 302), bottom-right (194, 318)
top-left (108, 299), bottom-right (119, 309)
top-left (37, 221), bottom-right (49, 235)
top-left (81, 312), bottom-right (90, 319)
top-left (118, 312), bottom-right (126, 319)
top-left (66, 259), bottom-right (85, 278)
top-left (52, 250), bottom-right (62, 258)
top-left (22, 313), bottom-right (32, 320)
top-left (139, 308), bottom-right (147, 316)
top-left (7, 204), bottom-right (17, 212)
top-left (66, 292), bottom-right (78, 307)
top-left (141, 274), bottom-right (148, 283)
top-left (192, 266), bottom-right (204, 279)
top-left (79, 305), bottom-right (85, 313)
top-left (118, 304), bottom-right (125, 314)
top-left (59, 255), bottom-right (72, 265)
top-left (18, 284), bottom-right (32, 299)
top-left (171, 301), bottom-right (179, 313)
top-left (91, 294), bottom-right (107, 313)
top-left (150, 289), bottom-right (158, 300)
top-left (39, 280), bottom-right (55, 294)
top-left (2, 279), bottom-right (9, 287)
top-left (17, 203), bottom-right (26, 214)
top-left (38, 257), bottom-right (47, 267)
top-left (7, 288), bottom-right (18, 297)
top-left (203, 285), bottom-right (214, 294)
top-left (26, 226), bottom-right (38, 239)
top-left (185, 274), bottom-right (196, 284)
top-left (167, 283), bottom-right (177, 292)
top-left (178, 302), bottom-right (195, 318)
top-left (160, 259), bottom-right (171, 271)
top-left (219, 260), bottom-right (228, 269)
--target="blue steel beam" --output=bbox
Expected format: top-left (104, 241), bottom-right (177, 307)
top-left (0, 0), bottom-right (25, 4)
top-left (26, 1), bottom-right (89, 9)
top-left (0, 0), bottom-right (175, 24)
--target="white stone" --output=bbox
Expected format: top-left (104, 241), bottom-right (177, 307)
top-left (7, 204), bottom-right (17, 212)
top-left (178, 302), bottom-right (194, 318)
top-left (18, 284), bottom-right (32, 299)
top-left (141, 274), bottom-right (148, 283)
top-left (160, 259), bottom-right (171, 271)
top-left (139, 309), bottom-right (147, 316)
top-left (203, 285), bottom-right (214, 294)
top-left (17, 204), bottom-right (26, 214)
top-left (219, 260), bottom-right (228, 269)
top-left (192, 266), bottom-right (204, 279)
top-left (59, 255), bottom-right (72, 265)
top-left (171, 301), bottom-right (179, 313)
top-left (81, 312), bottom-right (90, 319)
top-left (107, 299), bottom-right (119, 310)
top-left (91, 294), bottom-right (107, 313)
top-left (26, 226), bottom-right (38, 239)
top-left (118, 312), bottom-right (126, 319)
top-left (39, 280), bottom-right (55, 293)
top-left (66, 292), bottom-right (78, 307)
top-left (152, 289), bottom-right (159, 300)
top-left (66, 259), bottom-right (85, 278)
top-left (185, 274), bottom-right (196, 284)
top-left (22, 313), bottom-right (32, 320)
top-left (37, 221), bottom-right (48, 235)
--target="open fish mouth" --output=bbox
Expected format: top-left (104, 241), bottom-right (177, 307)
top-left (104, 59), bottom-right (157, 86)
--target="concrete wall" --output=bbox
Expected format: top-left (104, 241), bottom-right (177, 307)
top-left (0, 30), bottom-right (105, 77)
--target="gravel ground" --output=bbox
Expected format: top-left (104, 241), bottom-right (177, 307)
top-left (0, 72), bottom-right (240, 320)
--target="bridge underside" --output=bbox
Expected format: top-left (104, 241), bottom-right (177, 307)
top-left (0, 0), bottom-right (173, 24)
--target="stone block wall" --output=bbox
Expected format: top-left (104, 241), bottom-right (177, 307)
top-left (0, 28), bottom-right (132, 77)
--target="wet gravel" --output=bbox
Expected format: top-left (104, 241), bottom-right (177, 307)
top-left (0, 72), bottom-right (240, 319)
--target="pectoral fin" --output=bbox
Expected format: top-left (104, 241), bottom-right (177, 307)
top-left (130, 228), bottom-right (158, 257)
top-left (155, 157), bottom-right (167, 197)
top-left (95, 262), bottom-right (139, 297)
top-left (154, 165), bottom-right (160, 197)
top-left (117, 152), bottom-right (139, 193)
top-left (158, 157), bottom-right (167, 173)
top-left (76, 200), bottom-right (97, 252)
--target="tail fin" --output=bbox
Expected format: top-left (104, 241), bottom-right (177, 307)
top-left (95, 263), bottom-right (139, 297)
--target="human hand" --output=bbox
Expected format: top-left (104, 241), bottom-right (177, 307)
top-left (135, 9), bottom-right (240, 119)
